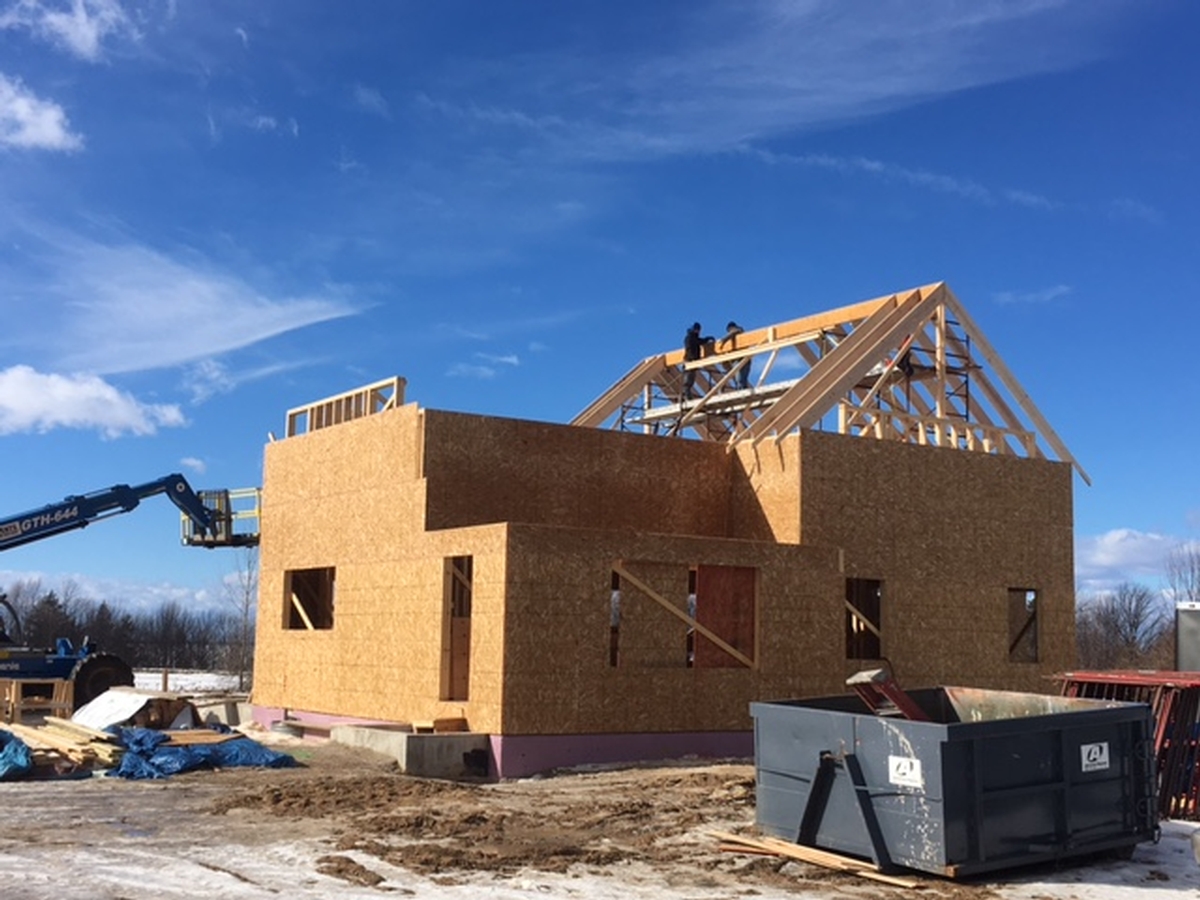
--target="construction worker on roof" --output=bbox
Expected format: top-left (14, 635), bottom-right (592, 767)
top-left (719, 321), bottom-right (751, 390)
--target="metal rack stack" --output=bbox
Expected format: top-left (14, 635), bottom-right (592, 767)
top-left (1058, 670), bottom-right (1200, 820)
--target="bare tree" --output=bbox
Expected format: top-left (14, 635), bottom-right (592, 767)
top-left (1077, 582), bottom-right (1173, 669)
top-left (1167, 542), bottom-right (1200, 607)
top-left (2, 578), bottom-right (44, 630)
top-left (223, 547), bottom-right (258, 690)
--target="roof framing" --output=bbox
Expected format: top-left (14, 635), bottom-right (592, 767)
top-left (571, 282), bottom-right (1089, 483)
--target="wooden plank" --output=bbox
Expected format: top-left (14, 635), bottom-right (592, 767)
top-left (710, 831), bottom-right (924, 889)
top-left (571, 355), bottom-right (671, 427)
top-left (2, 722), bottom-right (96, 763)
top-left (658, 288), bottom-right (930, 367)
top-left (844, 599), bottom-right (883, 640)
top-left (43, 715), bottom-right (120, 744)
top-left (162, 729), bottom-right (240, 746)
top-left (290, 591), bottom-right (316, 631)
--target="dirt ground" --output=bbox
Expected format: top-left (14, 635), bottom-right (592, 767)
top-left (1, 733), bottom-right (1188, 899)
top-left (214, 739), bottom-right (996, 898)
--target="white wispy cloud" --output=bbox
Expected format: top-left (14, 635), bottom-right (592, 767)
top-left (0, 0), bottom-right (139, 62)
top-left (1106, 198), bottom-right (1162, 225)
top-left (747, 147), bottom-right (1059, 209)
top-left (181, 357), bottom-right (312, 404)
top-left (1076, 528), bottom-right (1177, 594)
top-left (475, 352), bottom-right (519, 367)
top-left (249, 114), bottom-right (276, 132)
top-left (233, 25), bottom-right (247, 49)
top-left (421, 0), bottom-right (1118, 165)
top-left (447, 363), bottom-right (496, 379)
top-left (0, 72), bottom-right (82, 150)
top-left (0, 364), bottom-right (185, 437)
top-left (993, 284), bottom-right (1073, 305)
top-left (353, 83), bottom-right (389, 118)
top-left (4, 232), bottom-right (359, 375)
top-left (335, 145), bottom-right (363, 173)
top-left (179, 456), bottom-right (206, 475)
top-left (181, 358), bottom-right (235, 404)
top-left (431, 309), bottom-right (588, 345)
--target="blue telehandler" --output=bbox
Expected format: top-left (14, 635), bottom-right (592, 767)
top-left (0, 473), bottom-right (255, 708)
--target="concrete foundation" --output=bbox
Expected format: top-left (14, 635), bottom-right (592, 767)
top-left (332, 725), bottom-right (491, 779)
top-left (490, 731), bottom-right (753, 779)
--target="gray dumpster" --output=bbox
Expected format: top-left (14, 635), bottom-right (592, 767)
top-left (751, 687), bottom-right (1157, 878)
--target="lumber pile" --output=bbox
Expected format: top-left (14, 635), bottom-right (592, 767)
top-left (0, 714), bottom-right (241, 776)
top-left (0, 716), bottom-right (123, 773)
top-left (712, 830), bottom-right (925, 889)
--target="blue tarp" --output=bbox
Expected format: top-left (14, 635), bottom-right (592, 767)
top-left (109, 727), bottom-right (296, 779)
top-left (0, 730), bottom-right (33, 780)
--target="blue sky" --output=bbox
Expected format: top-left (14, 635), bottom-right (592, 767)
top-left (1, 0), bottom-right (1197, 614)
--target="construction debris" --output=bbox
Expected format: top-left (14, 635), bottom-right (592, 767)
top-left (0, 686), bottom-right (289, 781)
top-left (712, 830), bottom-right (924, 888)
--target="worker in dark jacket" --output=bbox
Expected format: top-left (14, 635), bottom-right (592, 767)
top-left (719, 321), bottom-right (751, 389)
top-left (682, 322), bottom-right (713, 399)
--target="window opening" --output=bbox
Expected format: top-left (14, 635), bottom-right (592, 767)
top-left (1008, 588), bottom-right (1038, 662)
top-left (686, 567), bottom-right (697, 667)
top-left (845, 578), bottom-right (882, 659)
top-left (441, 556), bottom-right (473, 700)
top-left (284, 567), bottom-right (335, 630)
top-left (607, 563), bottom-right (756, 669)
top-left (609, 570), bottom-right (621, 667)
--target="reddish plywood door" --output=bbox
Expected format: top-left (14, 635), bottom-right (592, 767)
top-left (694, 565), bottom-right (756, 668)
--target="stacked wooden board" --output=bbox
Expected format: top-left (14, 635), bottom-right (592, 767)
top-left (0, 716), bottom-right (122, 773)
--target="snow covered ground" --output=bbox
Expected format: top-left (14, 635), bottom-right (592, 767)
top-left (57, 675), bottom-right (1194, 898)
top-left (132, 670), bottom-right (242, 693)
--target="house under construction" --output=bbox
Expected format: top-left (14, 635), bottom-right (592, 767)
top-left (250, 282), bottom-right (1084, 777)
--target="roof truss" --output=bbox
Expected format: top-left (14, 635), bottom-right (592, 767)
top-left (571, 282), bottom-right (1088, 483)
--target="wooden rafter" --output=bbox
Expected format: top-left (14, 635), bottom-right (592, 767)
top-left (572, 355), bottom-right (671, 429)
top-left (941, 289), bottom-right (1090, 484)
top-left (572, 282), bottom-right (1085, 477)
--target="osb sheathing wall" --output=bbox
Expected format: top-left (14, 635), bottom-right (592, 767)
top-left (421, 409), bottom-right (734, 536)
top-left (500, 522), bottom-right (845, 735)
top-left (253, 404), bottom-right (511, 732)
top-left (730, 439), bottom-right (801, 544)
top-left (795, 429), bottom-right (1076, 692)
top-left (253, 394), bottom-right (1077, 736)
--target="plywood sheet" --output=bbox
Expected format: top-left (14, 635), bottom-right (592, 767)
top-left (694, 565), bottom-right (756, 668)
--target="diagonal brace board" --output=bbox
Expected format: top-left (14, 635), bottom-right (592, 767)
top-left (612, 563), bottom-right (755, 668)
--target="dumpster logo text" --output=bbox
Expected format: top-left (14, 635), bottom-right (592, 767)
top-left (1080, 741), bottom-right (1110, 772)
top-left (888, 755), bottom-right (923, 789)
